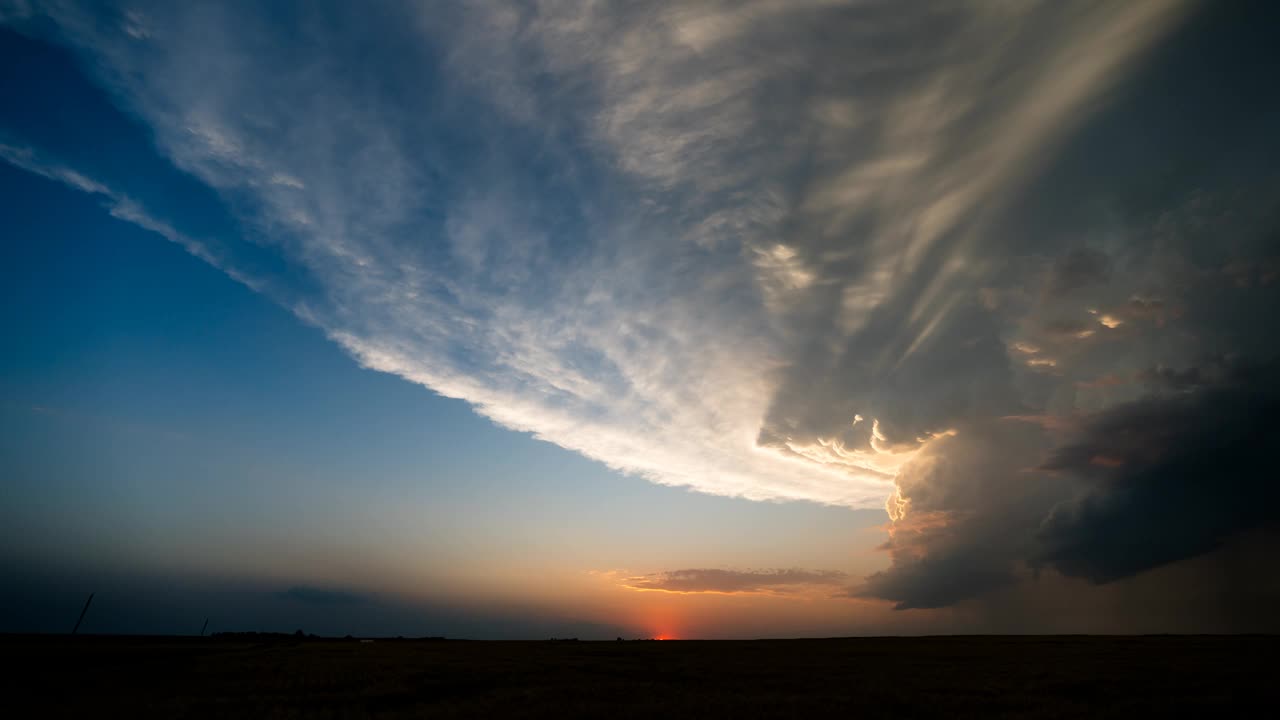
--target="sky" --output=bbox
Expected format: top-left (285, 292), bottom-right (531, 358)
top-left (2, 0), bottom-right (1278, 638)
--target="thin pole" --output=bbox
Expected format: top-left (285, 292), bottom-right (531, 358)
top-left (200, 618), bottom-right (209, 637)
top-left (72, 592), bottom-right (94, 635)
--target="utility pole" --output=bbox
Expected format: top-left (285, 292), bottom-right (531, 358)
top-left (72, 592), bottom-right (94, 635)
top-left (200, 618), bottom-right (209, 637)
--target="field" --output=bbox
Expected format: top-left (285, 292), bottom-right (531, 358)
top-left (2, 634), bottom-right (1274, 717)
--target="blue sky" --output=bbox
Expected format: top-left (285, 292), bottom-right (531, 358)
top-left (3, 1), bottom-right (1280, 637)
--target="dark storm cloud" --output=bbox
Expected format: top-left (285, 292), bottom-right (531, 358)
top-left (1137, 357), bottom-right (1231, 392)
top-left (847, 0), bottom-right (1280, 618)
top-left (746, 0), bottom-right (1191, 472)
top-left (852, 553), bottom-right (1017, 611)
top-left (622, 568), bottom-right (846, 595)
top-left (1037, 362), bottom-right (1280, 583)
top-left (850, 420), bottom-right (1064, 609)
top-left (1040, 318), bottom-right (1098, 339)
top-left (1047, 248), bottom-right (1111, 296)
top-left (856, 359), bottom-right (1280, 611)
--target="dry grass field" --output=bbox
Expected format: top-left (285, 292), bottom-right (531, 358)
top-left (1, 634), bottom-right (1274, 718)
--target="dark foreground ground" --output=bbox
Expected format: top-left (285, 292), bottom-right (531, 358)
top-left (1, 634), bottom-right (1275, 718)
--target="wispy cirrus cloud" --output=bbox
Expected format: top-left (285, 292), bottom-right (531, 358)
top-left (0, 142), bottom-right (262, 291)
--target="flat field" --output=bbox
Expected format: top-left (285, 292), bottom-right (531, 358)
top-left (1, 634), bottom-right (1273, 717)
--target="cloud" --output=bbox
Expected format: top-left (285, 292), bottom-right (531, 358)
top-left (1047, 248), bottom-right (1112, 296)
top-left (620, 568), bottom-right (846, 595)
top-left (851, 419), bottom-right (1063, 609)
top-left (0, 142), bottom-right (262, 291)
top-left (0, 0), bottom-right (1194, 511)
top-left (1040, 318), bottom-right (1099, 340)
top-left (1036, 361), bottom-right (1280, 583)
top-left (851, 558), bottom-right (1017, 611)
top-left (857, 356), bottom-right (1280, 609)
top-left (1137, 358), bottom-right (1230, 392)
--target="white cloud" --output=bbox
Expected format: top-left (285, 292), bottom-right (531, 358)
top-left (0, 142), bottom-right (261, 291)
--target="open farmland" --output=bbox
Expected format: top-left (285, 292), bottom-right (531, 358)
top-left (2, 634), bottom-right (1274, 718)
